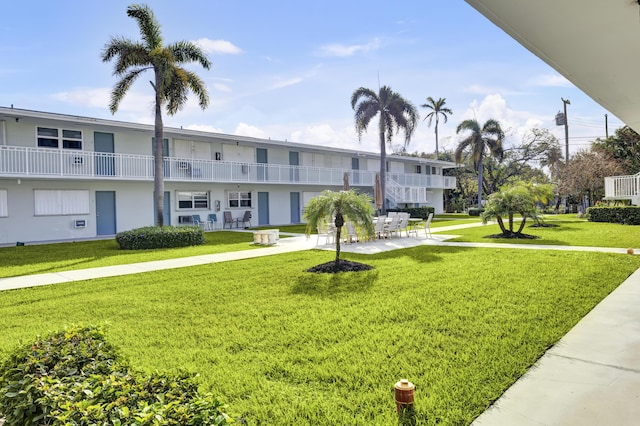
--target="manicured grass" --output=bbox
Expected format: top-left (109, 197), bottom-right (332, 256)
top-left (440, 216), bottom-right (640, 248)
top-left (253, 224), bottom-right (308, 234)
top-left (1, 247), bottom-right (638, 425)
top-left (0, 231), bottom-right (256, 279)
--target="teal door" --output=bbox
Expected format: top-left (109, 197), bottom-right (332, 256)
top-left (257, 148), bottom-right (268, 181)
top-left (258, 192), bottom-right (269, 225)
top-left (290, 192), bottom-right (300, 223)
top-left (351, 157), bottom-right (360, 185)
top-left (96, 191), bottom-right (116, 235)
top-left (289, 151), bottom-right (299, 182)
top-left (95, 132), bottom-right (115, 176)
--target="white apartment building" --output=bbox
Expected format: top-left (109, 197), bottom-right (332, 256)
top-left (0, 106), bottom-right (456, 244)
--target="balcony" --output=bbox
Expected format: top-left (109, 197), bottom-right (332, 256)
top-left (604, 173), bottom-right (640, 205)
top-left (0, 146), bottom-right (455, 190)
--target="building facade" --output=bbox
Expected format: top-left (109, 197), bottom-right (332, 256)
top-left (0, 107), bottom-right (456, 244)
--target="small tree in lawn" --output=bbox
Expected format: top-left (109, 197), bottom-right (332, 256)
top-left (303, 190), bottom-right (375, 272)
top-left (482, 183), bottom-right (538, 237)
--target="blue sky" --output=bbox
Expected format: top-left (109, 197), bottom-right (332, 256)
top-left (0, 0), bottom-right (623, 155)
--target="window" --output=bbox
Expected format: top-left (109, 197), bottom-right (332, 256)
top-left (177, 191), bottom-right (210, 210)
top-left (34, 189), bottom-right (89, 216)
top-left (416, 165), bottom-right (422, 174)
top-left (227, 191), bottom-right (252, 208)
top-left (37, 127), bottom-right (83, 149)
top-left (0, 189), bottom-right (7, 217)
top-left (432, 166), bottom-right (437, 175)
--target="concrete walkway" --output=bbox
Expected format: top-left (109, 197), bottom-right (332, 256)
top-left (1, 223), bottom-right (639, 425)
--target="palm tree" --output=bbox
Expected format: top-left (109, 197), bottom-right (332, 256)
top-left (351, 86), bottom-right (418, 214)
top-left (454, 119), bottom-right (504, 207)
top-left (421, 97), bottom-right (453, 159)
top-left (303, 190), bottom-right (375, 272)
top-left (482, 183), bottom-right (538, 236)
top-left (102, 4), bottom-right (211, 227)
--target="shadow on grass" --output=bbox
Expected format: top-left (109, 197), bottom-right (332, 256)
top-left (291, 267), bottom-right (379, 296)
top-left (346, 245), bottom-right (470, 265)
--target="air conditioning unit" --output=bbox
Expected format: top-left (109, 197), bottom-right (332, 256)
top-left (72, 156), bottom-right (84, 165)
top-left (178, 161), bottom-right (191, 170)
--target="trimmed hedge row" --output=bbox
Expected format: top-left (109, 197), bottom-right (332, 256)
top-left (468, 208), bottom-right (485, 217)
top-left (386, 206), bottom-right (435, 219)
top-left (586, 206), bottom-right (640, 225)
top-left (116, 225), bottom-right (205, 250)
top-left (0, 326), bottom-right (232, 425)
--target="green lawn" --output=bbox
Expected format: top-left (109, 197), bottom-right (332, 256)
top-left (1, 247), bottom-right (638, 425)
top-left (439, 217), bottom-right (640, 248)
top-left (0, 231), bottom-right (256, 279)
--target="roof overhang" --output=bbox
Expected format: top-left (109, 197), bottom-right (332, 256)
top-left (465, 0), bottom-right (640, 133)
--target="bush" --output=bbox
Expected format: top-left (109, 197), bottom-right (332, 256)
top-left (468, 208), bottom-right (485, 217)
top-left (386, 206), bottom-right (435, 219)
top-left (116, 226), bottom-right (205, 250)
top-left (0, 326), bottom-right (232, 426)
top-left (586, 206), bottom-right (640, 225)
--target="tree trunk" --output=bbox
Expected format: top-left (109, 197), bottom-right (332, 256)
top-left (379, 114), bottom-right (387, 214)
top-left (153, 72), bottom-right (165, 227)
top-left (496, 216), bottom-right (506, 234)
top-left (508, 212), bottom-right (514, 233)
top-left (434, 116), bottom-right (439, 159)
top-left (477, 156), bottom-right (484, 208)
top-left (516, 216), bottom-right (527, 234)
top-left (334, 213), bottom-right (344, 271)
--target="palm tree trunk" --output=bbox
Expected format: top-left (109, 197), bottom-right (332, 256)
top-left (516, 217), bottom-right (527, 234)
top-left (334, 214), bottom-right (344, 271)
top-left (434, 116), bottom-right (439, 159)
top-left (379, 115), bottom-right (387, 214)
top-left (508, 213), bottom-right (514, 233)
top-left (497, 216), bottom-right (506, 234)
top-left (477, 157), bottom-right (484, 208)
top-left (153, 74), bottom-right (165, 227)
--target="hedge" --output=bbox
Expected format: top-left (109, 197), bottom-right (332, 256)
top-left (116, 225), bottom-right (205, 250)
top-left (468, 208), bottom-right (485, 217)
top-left (386, 206), bottom-right (435, 219)
top-left (586, 206), bottom-right (640, 225)
top-left (0, 326), bottom-right (232, 425)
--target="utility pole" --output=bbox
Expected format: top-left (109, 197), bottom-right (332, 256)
top-left (561, 97), bottom-right (570, 164)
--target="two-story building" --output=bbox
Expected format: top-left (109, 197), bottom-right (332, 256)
top-left (0, 106), bottom-right (456, 244)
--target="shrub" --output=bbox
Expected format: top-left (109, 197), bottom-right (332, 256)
top-left (116, 226), bottom-right (205, 250)
top-left (386, 206), bottom-right (435, 219)
top-left (586, 206), bottom-right (640, 225)
top-left (0, 326), bottom-right (232, 425)
top-left (468, 208), bottom-right (485, 217)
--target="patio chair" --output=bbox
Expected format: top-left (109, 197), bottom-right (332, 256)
top-left (238, 210), bottom-right (252, 228)
top-left (373, 215), bottom-right (387, 239)
top-left (207, 213), bottom-right (218, 230)
top-left (397, 212), bottom-right (410, 237)
top-left (413, 212), bottom-right (433, 238)
top-left (316, 221), bottom-right (336, 246)
top-left (384, 215), bottom-right (402, 238)
top-left (344, 221), bottom-right (359, 243)
top-left (223, 211), bottom-right (235, 229)
top-left (191, 214), bottom-right (206, 229)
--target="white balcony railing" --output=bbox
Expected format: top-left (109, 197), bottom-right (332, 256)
top-left (604, 173), bottom-right (640, 202)
top-left (0, 146), bottom-right (456, 190)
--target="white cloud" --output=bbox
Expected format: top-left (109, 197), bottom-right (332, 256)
top-left (317, 38), bottom-right (381, 57)
top-left (185, 124), bottom-right (225, 133)
top-left (528, 73), bottom-right (572, 87)
top-left (213, 83), bottom-right (232, 93)
top-left (235, 122), bottom-right (268, 138)
top-left (192, 38), bottom-right (242, 55)
top-left (270, 77), bottom-right (303, 90)
top-left (51, 87), bottom-right (154, 113)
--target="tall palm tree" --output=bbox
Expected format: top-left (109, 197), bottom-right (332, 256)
top-left (421, 97), bottom-right (453, 159)
top-left (454, 118), bottom-right (504, 207)
top-left (351, 86), bottom-right (418, 214)
top-left (303, 190), bottom-right (375, 272)
top-left (102, 4), bottom-right (211, 227)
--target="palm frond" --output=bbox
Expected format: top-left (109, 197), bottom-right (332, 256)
top-left (109, 68), bottom-right (147, 114)
top-left (168, 41), bottom-right (212, 69)
top-left (126, 4), bottom-right (162, 49)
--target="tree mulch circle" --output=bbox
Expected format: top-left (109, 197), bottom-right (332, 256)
top-left (306, 260), bottom-right (374, 273)
top-left (484, 232), bottom-right (540, 240)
